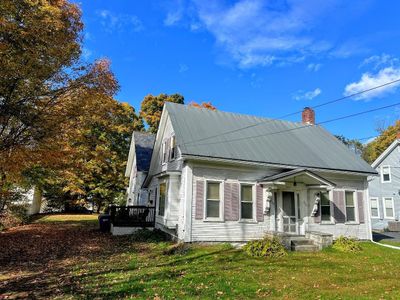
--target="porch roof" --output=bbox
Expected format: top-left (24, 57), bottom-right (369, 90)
top-left (260, 168), bottom-right (336, 187)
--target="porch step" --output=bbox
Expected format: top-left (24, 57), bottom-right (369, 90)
top-left (291, 238), bottom-right (318, 252)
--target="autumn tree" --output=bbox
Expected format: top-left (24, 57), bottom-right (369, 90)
top-left (140, 93), bottom-right (184, 133)
top-left (189, 101), bottom-right (217, 111)
top-left (58, 100), bottom-right (143, 212)
top-left (362, 121), bottom-right (400, 163)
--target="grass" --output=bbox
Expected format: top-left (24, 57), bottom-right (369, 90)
top-left (2, 214), bottom-right (400, 299)
top-left (379, 240), bottom-right (400, 247)
top-left (68, 242), bottom-right (400, 299)
top-left (32, 213), bottom-right (99, 225)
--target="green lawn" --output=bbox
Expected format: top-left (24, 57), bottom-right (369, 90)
top-left (2, 215), bottom-right (400, 299)
top-left (32, 213), bottom-right (99, 225)
top-left (379, 240), bottom-right (400, 247)
top-left (69, 238), bottom-right (400, 299)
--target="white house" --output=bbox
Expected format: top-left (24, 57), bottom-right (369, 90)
top-left (369, 134), bottom-right (400, 230)
top-left (125, 131), bottom-right (155, 206)
top-left (135, 103), bottom-right (376, 244)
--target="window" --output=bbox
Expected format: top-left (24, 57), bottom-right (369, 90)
top-left (383, 197), bottom-right (395, 219)
top-left (320, 192), bottom-right (331, 221)
top-left (170, 136), bottom-right (177, 160)
top-left (162, 141), bottom-right (168, 163)
top-left (240, 184), bottom-right (253, 219)
top-left (381, 166), bottom-right (391, 183)
top-left (158, 183), bottom-right (166, 216)
top-left (370, 198), bottom-right (379, 218)
top-left (345, 191), bottom-right (356, 222)
top-left (206, 182), bottom-right (221, 218)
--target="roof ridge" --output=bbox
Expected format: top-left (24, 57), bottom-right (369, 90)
top-left (165, 102), bottom-right (309, 126)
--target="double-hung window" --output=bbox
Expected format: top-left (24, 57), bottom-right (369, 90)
top-left (161, 141), bottom-right (168, 164)
top-left (320, 191), bottom-right (331, 221)
top-left (370, 198), bottom-right (379, 218)
top-left (345, 191), bottom-right (356, 222)
top-left (170, 136), bottom-right (177, 160)
top-left (240, 184), bottom-right (253, 219)
top-left (206, 182), bottom-right (221, 218)
top-left (158, 183), bottom-right (166, 216)
top-left (383, 197), bottom-right (395, 219)
top-left (381, 166), bottom-right (391, 183)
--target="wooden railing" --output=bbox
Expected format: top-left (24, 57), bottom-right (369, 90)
top-left (109, 205), bottom-right (156, 227)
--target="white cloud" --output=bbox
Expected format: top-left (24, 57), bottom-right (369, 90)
top-left (360, 54), bottom-right (399, 70)
top-left (307, 63), bottom-right (322, 72)
top-left (191, 0), bottom-right (340, 68)
top-left (96, 10), bottom-right (143, 33)
top-left (344, 67), bottom-right (400, 100)
top-left (293, 88), bottom-right (322, 100)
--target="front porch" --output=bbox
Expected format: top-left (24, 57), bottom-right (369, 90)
top-left (260, 168), bottom-right (336, 237)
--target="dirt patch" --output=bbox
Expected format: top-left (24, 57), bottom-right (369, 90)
top-left (0, 219), bottom-right (135, 299)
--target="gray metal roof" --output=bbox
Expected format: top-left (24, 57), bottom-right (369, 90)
top-left (134, 132), bottom-right (155, 172)
top-left (165, 102), bottom-right (377, 175)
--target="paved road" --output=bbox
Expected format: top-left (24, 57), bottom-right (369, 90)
top-left (373, 231), bottom-right (400, 243)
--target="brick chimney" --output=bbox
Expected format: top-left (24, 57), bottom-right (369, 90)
top-left (302, 107), bottom-right (315, 125)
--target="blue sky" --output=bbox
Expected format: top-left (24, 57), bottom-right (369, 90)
top-left (77, 0), bottom-right (400, 141)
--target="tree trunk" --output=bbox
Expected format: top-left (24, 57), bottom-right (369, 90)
top-left (29, 185), bottom-right (43, 215)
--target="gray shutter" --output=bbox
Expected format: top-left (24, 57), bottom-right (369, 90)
top-left (231, 183), bottom-right (240, 221)
top-left (195, 180), bottom-right (204, 220)
top-left (256, 184), bottom-right (264, 222)
top-left (224, 182), bottom-right (233, 221)
top-left (333, 190), bottom-right (346, 223)
top-left (357, 191), bottom-right (365, 223)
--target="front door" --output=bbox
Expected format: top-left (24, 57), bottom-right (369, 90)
top-left (282, 191), bottom-right (297, 233)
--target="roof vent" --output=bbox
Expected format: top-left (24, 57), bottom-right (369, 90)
top-left (302, 107), bottom-right (315, 125)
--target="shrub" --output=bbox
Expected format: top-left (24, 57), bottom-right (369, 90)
top-left (332, 236), bottom-right (362, 252)
top-left (162, 243), bottom-right (190, 256)
top-left (130, 228), bottom-right (169, 242)
top-left (243, 237), bottom-right (287, 258)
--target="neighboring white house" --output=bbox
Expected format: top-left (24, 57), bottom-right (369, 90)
top-left (136, 103), bottom-right (376, 242)
top-left (369, 135), bottom-right (400, 230)
top-left (125, 131), bottom-right (155, 206)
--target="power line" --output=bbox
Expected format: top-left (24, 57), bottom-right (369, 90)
top-left (185, 101), bottom-right (400, 148)
top-left (183, 78), bottom-right (400, 146)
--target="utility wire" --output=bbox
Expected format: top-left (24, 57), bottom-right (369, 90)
top-left (186, 101), bottom-right (400, 147)
top-left (183, 78), bottom-right (400, 146)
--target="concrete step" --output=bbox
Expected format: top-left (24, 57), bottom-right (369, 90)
top-left (291, 238), bottom-right (318, 252)
top-left (291, 243), bottom-right (319, 252)
top-left (291, 239), bottom-right (315, 246)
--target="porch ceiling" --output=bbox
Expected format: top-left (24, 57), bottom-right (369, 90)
top-left (259, 168), bottom-right (336, 187)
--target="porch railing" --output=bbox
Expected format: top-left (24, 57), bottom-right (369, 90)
top-left (109, 205), bottom-right (156, 227)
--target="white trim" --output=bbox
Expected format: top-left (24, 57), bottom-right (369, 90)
top-left (383, 197), bottom-right (395, 219)
top-left (369, 197), bottom-right (380, 219)
top-left (380, 165), bottom-right (392, 183)
top-left (320, 190), bottom-right (334, 223)
top-left (169, 135), bottom-right (177, 161)
top-left (372, 140), bottom-right (400, 168)
top-left (182, 154), bottom-right (376, 176)
top-left (203, 179), bottom-right (224, 222)
top-left (239, 182), bottom-right (256, 222)
top-left (344, 190), bottom-right (358, 223)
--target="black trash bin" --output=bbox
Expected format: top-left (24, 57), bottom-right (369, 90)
top-left (98, 214), bottom-right (111, 232)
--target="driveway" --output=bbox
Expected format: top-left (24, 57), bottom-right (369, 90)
top-left (373, 231), bottom-right (400, 243)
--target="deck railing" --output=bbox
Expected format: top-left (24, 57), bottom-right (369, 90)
top-left (109, 205), bottom-right (156, 227)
